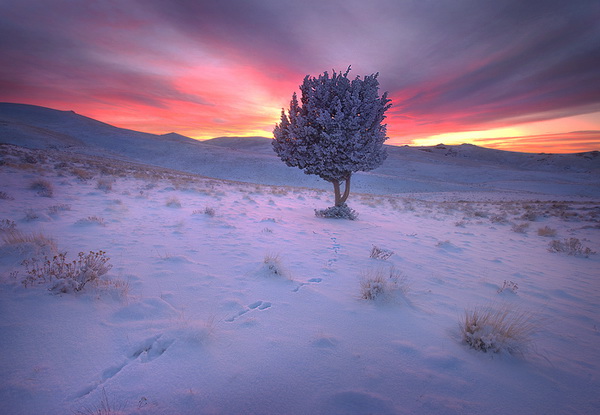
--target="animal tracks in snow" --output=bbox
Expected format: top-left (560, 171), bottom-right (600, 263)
top-left (292, 277), bottom-right (323, 292)
top-left (225, 300), bottom-right (272, 322)
top-left (129, 334), bottom-right (174, 363)
top-left (76, 334), bottom-right (173, 398)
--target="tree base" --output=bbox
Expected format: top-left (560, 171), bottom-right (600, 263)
top-left (315, 204), bottom-right (358, 220)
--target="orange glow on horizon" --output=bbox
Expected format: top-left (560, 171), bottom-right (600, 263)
top-left (7, 70), bottom-right (599, 154)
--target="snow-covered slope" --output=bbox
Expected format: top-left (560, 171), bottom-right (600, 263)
top-left (0, 144), bottom-right (598, 415)
top-left (1, 102), bottom-right (599, 199)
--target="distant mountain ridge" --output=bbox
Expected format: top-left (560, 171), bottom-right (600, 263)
top-left (1, 103), bottom-right (599, 198)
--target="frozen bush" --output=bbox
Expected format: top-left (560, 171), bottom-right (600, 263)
top-left (2, 230), bottom-right (55, 250)
top-left (0, 191), bottom-right (14, 200)
top-left (497, 280), bottom-right (518, 294)
top-left (489, 214), bottom-right (508, 224)
top-left (73, 388), bottom-right (124, 415)
top-left (21, 250), bottom-right (113, 293)
top-left (548, 238), bottom-right (595, 257)
top-left (29, 178), bottom-right (53, 197)
top-left (71, 168), bottom-right (94, 181)
top-left (537, 226), bottom-right (557, 237)
top-left (0, 219), bottom-right (16, 232)
top-left (370, 245), bottom-right (394, 260)
top-left (315, 203), bottom-right (358, 220)
top-left (96, 178), bottom-right (113, 192)
top-left (47, 204), bottom-right (71, 215)
top-left (461, 306), bottom-right (534, 354)
top-left (24, 209), bottom-right (41, 222)
top-left (166, 197), bottom-right (182, 208)
top-left (76, 216), bottom-right (106, 226)
top-left (359, 266), bottom-right (407, 301)
top-left (261, 253), bottom-right (290, 279)
top-left (511, 222), bottom-right (529, 233)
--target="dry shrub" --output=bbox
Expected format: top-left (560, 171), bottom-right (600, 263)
top-left (359, 266), bottom-right (407, 301)
top-left (47, 204), bottom-right (71, 215)
top-left (73, 388), bottom-right (124, 415)
top-left (71, 168), bottom-right (94, 181)
top-left (461, 306), bottom-right (535, 354)
top-left (497, 280), bottom-right (518, 294)
top-left (96, 178), bottom-right (113, 192)
top-left (511, 222), bottom-right (529, 233)
top-left (537, 226), bottom-right (557, 237)
top-left (166, 197), bottom-right (182, 208)
top-left (262, 253), bottom-right (291, 279)
top-left (22, 250), bottom-right (113, 293)
top-left (30, 178), bottom-right (53, 197)
top-left (2, 230), bottom-right (56, 252)
top-left (76, 216), bottom-right (106, 226)
top-left (548, 238), bottom-right (595, 257)
top-left (24, 209), bottom-right (41, 222)
top-left (315, 204), bottom-right (358, 220)
top-left (0, 191), bottom-right (14, 200)
top-left (0, 219), bottom-right (16, 232)
top-left (370, 245), bottom-right (394, 260)
top-left (490, 214), bottom-right (508, 224)
top-left (1, 230), bottom-right (57, 259)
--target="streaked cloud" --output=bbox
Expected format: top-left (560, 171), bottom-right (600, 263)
top-left (1, 0), bottom-right (599, 152)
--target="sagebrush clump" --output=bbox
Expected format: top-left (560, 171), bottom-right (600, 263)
top-left (29, 178), bottom-right (53, 197)
top-left (548, 238), bottom-right (595, 257)
top-left (76, 216), bottom-right (106, 226)
top-left (537, 226), bottom-right (557, 237)
top-left (22, 250), bottom-right (112, 293)
top-left (370, 245), bottom-right (394, 260)
top-left (315, 204), bottom-right (358, 220)
top-left (0, 191), bottom-right (14, 200)
top-left (0, 219), bottom-right (17, 232)
top-left (166, 197), bottom-right (182, 208)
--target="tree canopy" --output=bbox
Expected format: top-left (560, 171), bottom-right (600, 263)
top-left (273, 68), bottom-right (391, 209)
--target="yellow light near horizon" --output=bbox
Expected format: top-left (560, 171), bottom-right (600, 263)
top-left (411, 127), bottom-right (523, 147)
top-left (407, 111), bottom-right (600, 152)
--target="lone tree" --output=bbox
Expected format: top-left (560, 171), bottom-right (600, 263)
top-left (273, 67), bottom-right (391, 218)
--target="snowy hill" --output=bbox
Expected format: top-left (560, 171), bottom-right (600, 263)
top-left (1, 103), bottom-right (599, 199)
top-left (0, 142), bottom-right (599, 415)
top-left (0, 104), bottom-right (599, 414)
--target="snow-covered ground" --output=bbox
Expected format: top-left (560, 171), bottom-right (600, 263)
top-left (2, 103), bottom-right (599, 199)
top-left (1, 141), bottom-right (599, 414)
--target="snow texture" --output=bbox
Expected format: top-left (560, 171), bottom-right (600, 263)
top-left (0, 104), bottom-right (599, 414)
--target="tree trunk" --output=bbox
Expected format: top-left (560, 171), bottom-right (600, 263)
top-left (332, 174), bottom-right (352, 206)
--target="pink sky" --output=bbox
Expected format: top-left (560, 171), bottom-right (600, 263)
top-left (1, 0), bottom-right (599, 153)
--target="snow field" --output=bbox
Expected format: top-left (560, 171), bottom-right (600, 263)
top-left (0, 149), bottom-right (599, 414)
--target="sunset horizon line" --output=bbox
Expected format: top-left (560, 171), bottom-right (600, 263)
top-left (3, 101), bottom-right (599, 155)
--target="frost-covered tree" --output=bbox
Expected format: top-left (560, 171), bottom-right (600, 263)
top-left (273, 67), bottom-right (391, 217)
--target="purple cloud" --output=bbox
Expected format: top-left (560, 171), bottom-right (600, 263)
top-left (1, 0), bottom-right (599, 149)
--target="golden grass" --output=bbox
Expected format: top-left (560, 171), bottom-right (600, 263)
top-left (461, 306), bottom-right (535, 354)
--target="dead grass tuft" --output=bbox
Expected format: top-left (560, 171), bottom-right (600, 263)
top-left (461, 306), bottom-right (535, 354)
top-left (29, 178), bottom-right (53, 197)
top-left (262, 253), bottom-right (291, 279)
top-left (166, 197), bottom-right (182, 208)
top-left (2, 230), bottom-right (56, 250)
top-left (537, 226), bottom-right (557, 237)
top-left (359, 266), bottom-right (408, 301)
top-left (548, 238), bottom-right (595, 257)
top-left (370, 245), bottom-right (394, 260)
